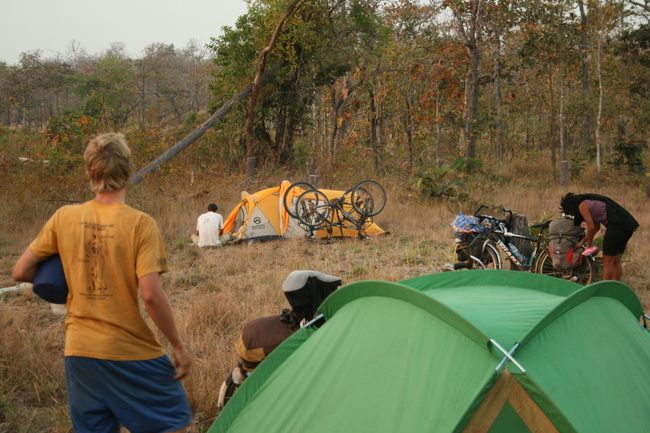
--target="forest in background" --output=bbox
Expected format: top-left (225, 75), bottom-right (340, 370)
top-left (3, 1), bottom-right (650, 430)
top-left (1, 0), bottom-right (649, 187)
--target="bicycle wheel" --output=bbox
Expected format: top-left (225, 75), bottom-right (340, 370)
top-left (351, 180), bottom-right (386, 217)
top-left (283, 182), bottom-right (315, 219)
top-left (534, 250), bottom-right (596, 285)
top-left (534, 250), bottom-right (559, 277)
top-left (296, 189), bottom-right (331, 229)
top-left (475, 242), bottom-right (501, 269)
top-left (570, 256), bottom-right (597, 285)
top-left (217, 368), bottom-right (241, 411)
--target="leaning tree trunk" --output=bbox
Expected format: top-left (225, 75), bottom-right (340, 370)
top-left (130, 64), bottom-right (281, 185)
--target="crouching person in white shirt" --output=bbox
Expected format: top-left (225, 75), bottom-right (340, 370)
top-left (192, 203), bottom-right (230, 247)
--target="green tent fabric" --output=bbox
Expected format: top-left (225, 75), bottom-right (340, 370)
top-left (210, 270), bottom-right (650, 433)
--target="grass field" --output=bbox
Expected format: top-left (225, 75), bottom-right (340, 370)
top-left (1, 162), bottom-right (648, 432)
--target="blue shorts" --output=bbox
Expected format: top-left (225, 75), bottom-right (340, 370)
top-left (65, 355), bottom-right (191, 433)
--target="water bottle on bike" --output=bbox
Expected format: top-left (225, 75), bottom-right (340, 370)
top-left (508, 242), bottom-right (525, 264)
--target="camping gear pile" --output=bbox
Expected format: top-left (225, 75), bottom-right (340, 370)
top-left (210, 270), bottom-right (650, 433)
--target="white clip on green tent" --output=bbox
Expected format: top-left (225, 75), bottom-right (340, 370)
top-left (210, 270), bottom-right (650, 433)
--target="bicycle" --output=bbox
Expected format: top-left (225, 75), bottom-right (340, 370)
top-left (453, 205), bottom-right (551, 272)
top-left (292, 180), bottom-right (386, 239)
top-left (452, 205), bottom-right (597, 285)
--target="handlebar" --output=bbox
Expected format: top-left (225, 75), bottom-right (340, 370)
top-left (473, 204), bottom-right (488, 216)
top-left (472, 205), bottom-right (510, 227)
top-left (530, 220), bottom-right (552, 230)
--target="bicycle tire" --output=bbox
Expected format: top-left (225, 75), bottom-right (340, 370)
top-left (567, 255), bottom-right (597, 285)
top-left (283, 182), bottom-right (316, 219)
top-left (351, 180), bottom-right (386, 217)
top-left (217, 369), bottom-right (240, 411)
top-left (295, 189), bottom-right (331, 229)
top-left (534, 250), bottom-right (596, 285)
top-left (476, 242), bottom-right (501, 269)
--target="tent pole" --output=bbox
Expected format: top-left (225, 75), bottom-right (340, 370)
top-left (491, 340), bottom-right (526, 373)
top-left (303, 314), bottom-right (324, 328)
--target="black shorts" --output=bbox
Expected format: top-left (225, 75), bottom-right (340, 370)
top-left (603, 223), bottom-right (635, 256)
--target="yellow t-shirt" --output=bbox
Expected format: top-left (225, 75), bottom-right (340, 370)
top-left (30, 200), bottom-right (169, 361)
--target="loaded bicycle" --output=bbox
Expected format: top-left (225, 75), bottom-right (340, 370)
top-left (283, 180), bottom-right (386, 239)
top-left (451, 205), bottom-right (597, 285)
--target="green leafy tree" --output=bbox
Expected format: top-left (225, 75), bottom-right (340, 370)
top-left (77, 51), bottom-right (138, 129)
top-left (207, 0), bottom-right (386, 169)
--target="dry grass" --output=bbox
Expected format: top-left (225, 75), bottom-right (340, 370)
top-left (1, 162), bottom-right (648, 432)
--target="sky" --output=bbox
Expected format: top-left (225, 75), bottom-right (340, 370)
top-left (0, 0), bottom-right (249, 65)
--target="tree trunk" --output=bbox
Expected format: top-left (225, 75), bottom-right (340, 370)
top-left (595, 5), bottom-right (606, 175)
top-left (449, 0), bottom-right (483, 160)
top-left (463, 45), bottom-right (481, 159)
top-left (327, 71), bottom-right (365, 163)
top-left (435, 85), bottom-right (442, 168)
top-left (405, 95), bottom-right (414, 169)
top-left (559, 71), bottom-right (568, 187)
top-left (578, 0), bottom-right (591, 153)
top-left (369, 86), bottom-right (380, 175)
top-left (493, 32), bottom-right (505, 163)
top-left (328, 84), bottom-right (342, 162)
top-left (547, 67), bottom-right (557, 175)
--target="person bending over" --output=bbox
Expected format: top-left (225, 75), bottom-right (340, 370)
top-left (560, 192), bottom-right (638, 281)
top-left (13, 133), bottom-right (192, 433)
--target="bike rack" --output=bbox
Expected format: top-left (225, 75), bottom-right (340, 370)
top-left (470, 255), bottom-right (487, 269)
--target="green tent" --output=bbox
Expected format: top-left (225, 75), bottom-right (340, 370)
top-left (209, 270), bottom-right (650, 433)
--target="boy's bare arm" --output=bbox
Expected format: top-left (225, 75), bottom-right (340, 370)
top-left (140, 272), bottom-right (191, 379)
top-left (12, 248), bottom-right (41, 283)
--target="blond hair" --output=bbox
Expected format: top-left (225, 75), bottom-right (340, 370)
top-left (84, 133), bottom-right (134, 193)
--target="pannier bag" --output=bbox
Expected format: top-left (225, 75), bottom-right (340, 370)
top-left (455, 232), bottom-right (487, 263)
top-left (548, 217), bottom-right (583, 269)
top-left (450, 212), bottom-right (492, 263)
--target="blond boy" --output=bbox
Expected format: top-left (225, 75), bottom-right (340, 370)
top-left (13, 133), bottom-right (191, 433)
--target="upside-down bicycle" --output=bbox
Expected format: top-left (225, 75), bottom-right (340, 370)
top-left (282, 180), bottom-right (386, 239)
